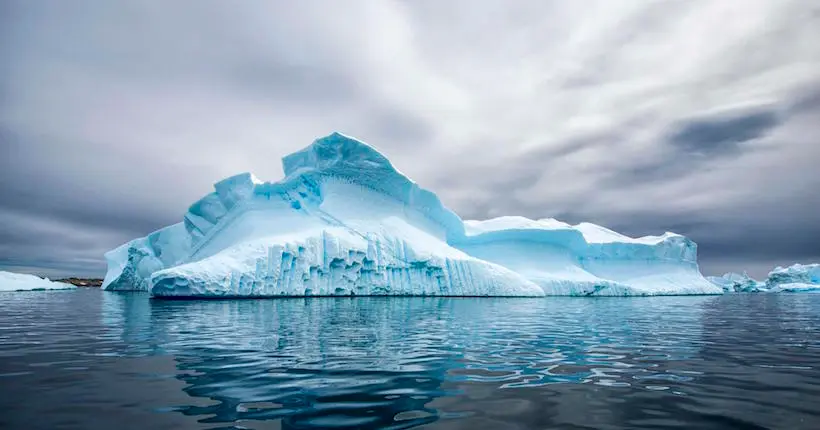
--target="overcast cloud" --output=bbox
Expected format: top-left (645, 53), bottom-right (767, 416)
top-left (1, 0), bottom-right (819, 279)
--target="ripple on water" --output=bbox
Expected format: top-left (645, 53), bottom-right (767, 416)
top-left (0, 290), bottom-right (819, 429)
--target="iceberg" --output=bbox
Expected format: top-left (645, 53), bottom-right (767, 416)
top-left (102, 132), bottom-right (722, 298)
top-left (706, 272), bottom-right (767, 293)
top-left (765, 264), bottom-right (820, 292)
top-left (707, 264), bottom-right (820, 293)
top-left (0, 271), bottom-right (76, 292)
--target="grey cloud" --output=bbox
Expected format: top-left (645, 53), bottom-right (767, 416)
top-left (0, 209), bottom-right (124, 278)
top-left (602, 105), bottom-right (784, 187)
top-left (1, 0), bottom-right (819, 281)
top-left (0, 128), bottom-right (201, 233)
top-left (433, 131), bottom-right (617, 195)
top-left (365, 107), bottom-right (437, 146)
top-left (229, 63), bottom-right (361, 107)
top-left (667, 109), bottom-right (781, 156)
top-left (788, 86), bottom-right (820, 115)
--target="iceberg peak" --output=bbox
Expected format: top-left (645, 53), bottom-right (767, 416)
top-left (282, 132), bottom-right (396, 177)
top-left (278, 132), bottom-right (465, 240)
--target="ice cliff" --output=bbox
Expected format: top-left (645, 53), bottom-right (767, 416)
top-left (102, 132), bottom-right (722, 298)
top-left (0, 271), bottom-right (76, 292)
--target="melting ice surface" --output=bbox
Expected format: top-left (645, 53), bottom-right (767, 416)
top-left (103, 132), bottom-right (721, 297)
top-left (0, 270), bottom-right (75, 291)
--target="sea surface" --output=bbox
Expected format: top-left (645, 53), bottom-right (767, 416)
top-left (1, 289), bottom-right (819, 430)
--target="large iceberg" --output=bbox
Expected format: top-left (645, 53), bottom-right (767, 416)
top-left (0, 271), bottom-right (76, 292)
top-left (102, 132), bottom-right (722, 298)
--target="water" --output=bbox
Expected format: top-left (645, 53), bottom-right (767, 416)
top-left (1, 290), bottom-right (819, 429)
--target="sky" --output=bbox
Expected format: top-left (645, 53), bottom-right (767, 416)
top-left (1, 0), bottom-right (819, 279)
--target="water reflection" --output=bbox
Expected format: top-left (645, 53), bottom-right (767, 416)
top-left (688, 294), bottom-right (820, 429)
top-left (0, 291), bottom-right (808, 429)
top-left (95, 295), bottom-right (733, 428)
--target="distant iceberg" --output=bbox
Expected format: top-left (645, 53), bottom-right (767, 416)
top-left (102, 133), bottom-right (722, 298)
top-left (707, 264), bottom-right (820, 293)
top-left (765, 264), bottom-right (820, 292)
top-left (706, 272), bottom-right (766, 293)
top-left (0, 271), bottom-right (76, 292)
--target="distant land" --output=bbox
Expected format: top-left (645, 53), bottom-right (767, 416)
top-left (55, 278), bottom-right (103, 287)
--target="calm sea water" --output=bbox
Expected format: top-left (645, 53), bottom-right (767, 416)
top-left (1, 289), bottom-right (819, 429)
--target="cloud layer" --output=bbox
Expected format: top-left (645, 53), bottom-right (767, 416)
top-left (2, 0), bottom-right (819, 279)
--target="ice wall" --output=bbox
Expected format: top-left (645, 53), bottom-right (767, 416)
top-left (151, 227), bottom-right (543, 298)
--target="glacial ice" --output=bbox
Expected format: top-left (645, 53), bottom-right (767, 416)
top-left (102, 223), bottom-right (191, 291)
top-left (765, 264), bottom-right (820, 292)
top-left (706, 272), bottom-right (766, 293)
top-left (707, 264), bottom-right (820, 293)
top-left (454, 217), bottom-right (719, 296)
top-left (0, 271), bottom-right (76, 291)
top-left (103, 132), bottom-right (722, 297)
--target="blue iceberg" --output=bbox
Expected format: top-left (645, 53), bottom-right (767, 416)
top-left (706, 272), bottom-right (767, 293)
top-left (707, 264), bottom-right (820, 293)
top-left (102, 133), bottom-right (722, 298)
top-left (765, 264), bottom-right (820, 292)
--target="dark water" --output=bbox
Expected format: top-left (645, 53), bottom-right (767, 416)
top-left (1, 290), bottom-right (819, 429)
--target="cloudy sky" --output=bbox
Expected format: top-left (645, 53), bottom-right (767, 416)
top-left (1, 0), bottom-right (819, 279)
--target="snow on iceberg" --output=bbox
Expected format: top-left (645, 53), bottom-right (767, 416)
top-left (103, 132), bottom-right (722, 298)
top-left (0, 271), bottom-right (75, 292)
